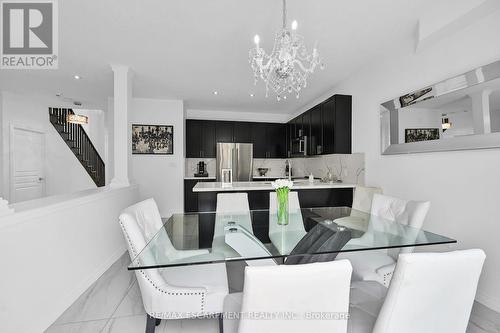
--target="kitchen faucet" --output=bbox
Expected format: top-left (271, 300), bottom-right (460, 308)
top-left (285, 159), bottom-right (292, 181)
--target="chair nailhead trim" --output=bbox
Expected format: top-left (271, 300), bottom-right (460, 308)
top-left (119, 221), bottom-right (206, 312)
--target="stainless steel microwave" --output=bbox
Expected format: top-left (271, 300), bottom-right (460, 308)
top-left (291, 136), bottom-right (308, 156)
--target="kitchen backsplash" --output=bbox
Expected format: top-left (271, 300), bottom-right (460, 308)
top-left (253, 153), bottom-right (365, 184)
top-left (186, 153), bottom-right (365, 184)
top-left (185, 158), bottom-right (217, 178)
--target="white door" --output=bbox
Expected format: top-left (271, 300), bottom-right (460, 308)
top-left (10, 126), bottom-right (46, 203)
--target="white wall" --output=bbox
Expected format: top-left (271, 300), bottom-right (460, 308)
top-left (76, 108), bottom-right (106, 157)
top-left (329, 11), bottom-right (500, 310)
top-left (129, 98), bottom-right (184, 217)
top-left (0, 91), bottom-right (103, 200)
top-left (0, 185), bottom-right (139, 333)
top-left (398, 107), bottom-right (442, 143)
top-left (186, 108), bottom-right (289, 123)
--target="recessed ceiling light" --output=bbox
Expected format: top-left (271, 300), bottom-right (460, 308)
top-left (213, 91), bottom-right (218, 95)
top-left (250, 93), bottom-right (254, 97)
top-left (73, 75), bottom-right (81, 80)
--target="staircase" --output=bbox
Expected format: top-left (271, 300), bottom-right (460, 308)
top-left (49, 107), bottom-right (105, 187)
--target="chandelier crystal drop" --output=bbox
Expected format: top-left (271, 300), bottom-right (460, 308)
top-left (249, 0), bottom-right (324, 101)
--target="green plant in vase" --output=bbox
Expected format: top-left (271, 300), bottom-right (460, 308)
top-left (272, 179), bottom-right (294, 225)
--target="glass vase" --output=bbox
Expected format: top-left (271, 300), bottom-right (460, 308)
top-left (276, 188), bottom-right (289, 226)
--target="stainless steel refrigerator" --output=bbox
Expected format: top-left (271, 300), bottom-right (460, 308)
top-left (216, 143), bottom-right (253, 181)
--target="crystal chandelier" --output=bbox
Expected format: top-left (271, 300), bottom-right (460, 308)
top-left (249, 0), bottom-right (324, 101)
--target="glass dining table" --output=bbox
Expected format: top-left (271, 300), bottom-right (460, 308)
top-left (128, 206), bottom-right (456, 270)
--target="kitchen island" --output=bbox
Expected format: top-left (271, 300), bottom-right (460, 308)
top-left (193, 180), bottom-right (356, 192)
top-left (191, 180), bottom-right (356, 212)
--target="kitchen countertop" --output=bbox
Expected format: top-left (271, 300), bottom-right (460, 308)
top-left (184, 176), bottom-right (216, 180)
top-left (192, 180), bottom-right (356, 192)
top-left (252, 175), bottom-right (282, 179)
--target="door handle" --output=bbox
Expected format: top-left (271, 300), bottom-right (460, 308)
top-left (38, 177), bottom-right (44, 181)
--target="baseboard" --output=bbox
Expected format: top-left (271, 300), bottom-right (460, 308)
top-left (40, 246), bottom-right (127, 332)
top-left (476, 289), bottom-right (500, 313)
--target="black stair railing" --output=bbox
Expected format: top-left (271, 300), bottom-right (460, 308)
top-left (49, 107), bottom-right (105, 187)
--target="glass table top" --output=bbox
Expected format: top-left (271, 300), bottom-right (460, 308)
top-left (128, 207), bottom-right (456, 270)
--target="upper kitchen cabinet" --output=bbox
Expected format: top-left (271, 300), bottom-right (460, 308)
top-left (310, 105), bottom-right (323, 155)
top-left (233, 121), bottom-right (252, 143)
top-left (215, 121), bottom-right (234, 143)
top-left (251, 122), bottom-right (268, 158)
top-left (322, 94), bottom-right (352, 154)
top-left (287, 94), bottom-right (352, 156)
top-left (266, 123), bottom-right (287, 158)
top-left (321, 95), bottom-right (352, 154)
top-left (186, 119), bottom-right (216, 158)
top-left (333, 95), bottom-right (352, 154)
top-left (251, 123), bottom-right (287, 158)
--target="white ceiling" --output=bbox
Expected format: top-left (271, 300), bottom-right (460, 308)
top-left (0, 0), bottom-right (483, 113)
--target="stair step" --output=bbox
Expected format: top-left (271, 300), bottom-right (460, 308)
top-left (50, 108), bottom-right (105, 188)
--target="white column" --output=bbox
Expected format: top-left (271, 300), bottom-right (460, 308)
top-left (470, 89), bottom-right (492, 135)
top-left (0, 197), bottom-right (14, 217)
top-left (110, 64), bottom-right (133, 188)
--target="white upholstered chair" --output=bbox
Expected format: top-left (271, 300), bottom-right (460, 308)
top-left (338, 193), bottom-right (430, 286)
top-left (119, 198), bottom-right (229, 333)
top-left (348, 249), bottom-right (486, 333)
top-left (224, 260), bottom-right (353, 333)
top-left (335, 186), bottom-right (383, 232)
top-left (268, 191), bottom-right (306, 254)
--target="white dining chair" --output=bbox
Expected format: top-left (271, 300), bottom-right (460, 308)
top-left (348, 249), bottom-right (486, 333)
top-left (335, 186), bottom-right (383, 232)
top-left (119, 198), bottom-right (229, 333)
top-left (213, 193), bottom-right (253, 256)
top-left (268, 191), bottom-right (306, 254)
top-left (338, 193), bottom-right (430, 286)
top-left (223, 260), bottom-right (353, 333)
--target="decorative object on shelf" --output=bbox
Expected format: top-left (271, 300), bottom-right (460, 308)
top-left (132, 124), bottom-right (173, 155)
top-left (405, 128), bottom-right (440, 143)
top-left (66, 113), bottom-right (88, 125)
top-left (441, 116), bottom-right (452, 131)
top-left (221, 168), bottom-right (233, 188)
top-left (257, 167), bottom-right (269, 176)
top-left (272, 179), bottom-right (294, 225)
top-left (249, 0), bottom-right (324, 101)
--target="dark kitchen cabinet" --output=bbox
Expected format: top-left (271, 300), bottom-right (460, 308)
top-left (322, 99), bottom-right (335, 155)
top-left (215, 121), bottom-right (234, 143)
top-left (321, 95), bottom-right (352, 154)
top-left (251, 122), bottom-right (268, 158)
top-left (233, 122), bottom-right (252, 143)
top-left (333, 95), bottom-right (352, 154)
top-left (267, 123), bottom-right (286, 158)
top-left (184, 179), bottom-right (215, 212)
top-left (251, 123), bottom-right (286, 158)
top-left (186, 120), bottom-right (202, 158)
top-left (302, 111), bottom-right (310, 139)
top-left (186, 120), bottom-right (216, 158)
top-left (310, 105), bottom-right (322, 155)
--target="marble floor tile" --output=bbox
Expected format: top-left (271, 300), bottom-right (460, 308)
top-left (44, 319), bottom-right (108, 333)
top-left (112, 281), bottom-right (146, 318)
top-left (468, 302), bottom-right (500, 333)
top-left (52, 253), bottom-right (135, 325)
top-left (101, 314), bottom-right (150, 333)
top-left (46, 253), bottom-right (500, 333)
top-left (102, 315), bottom-right (218, 333)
